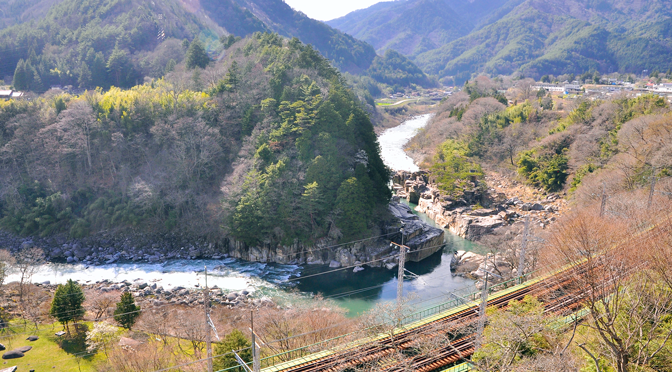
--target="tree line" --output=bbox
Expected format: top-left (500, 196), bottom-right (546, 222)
top-left (0, 32), bottom-right (391, 247)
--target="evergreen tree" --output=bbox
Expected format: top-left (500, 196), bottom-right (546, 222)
top-left (165, 59), bottom-right (176, 74)
top-left (114, 292), bottom-right (140, 330)
top-left (12, 59), bottom-right (27, 90)
top-left (186, 39), bottom-right (210, 70)
top-left (213, 329), bottom-right (252, 372)
top-left (220, 34), bottom-right (241, 50)
top-left (301, 181), bottom-right (324, 233)
top-left (107, 44), bottom-right (130, 87)
top-left (91, 52), bottom-right (108, 88)
top-left (78, 62), bottom-right (92, 88)
top-left (50, 279), bottom-right (85, 334)
top-left (335, 177), bottom-right (369, 238)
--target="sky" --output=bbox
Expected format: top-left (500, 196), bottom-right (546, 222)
top-left (283, 0), bottom-right (387, 21)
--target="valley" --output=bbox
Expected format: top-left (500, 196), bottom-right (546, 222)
top-left (0, 0), bottom-right (671, 371)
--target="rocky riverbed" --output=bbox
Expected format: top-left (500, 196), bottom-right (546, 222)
top-left (27, 279), bottom-right (277, 311)
top-left (393, 170), bottom-right (564, 240)
top-left (0, 201), bottom-right (444, 275)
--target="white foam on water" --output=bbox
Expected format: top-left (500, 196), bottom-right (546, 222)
top-left (378, 114), bottom-right (433, 172)
top-left (7, 258), bottom-right (301, 292)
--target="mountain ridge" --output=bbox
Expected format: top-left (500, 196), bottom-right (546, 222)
top-left (330, 0), bottom-right (672, 81)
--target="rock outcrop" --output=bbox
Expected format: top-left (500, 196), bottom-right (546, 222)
top-left (388, 202), bottom-right (445, 262)
top-left (0, 194), bottom-right (446, 271)
top-left (393, 170), bottom-right (562, 240)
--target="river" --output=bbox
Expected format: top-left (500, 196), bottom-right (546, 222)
top-left (7, 114), bottom-right (479, 316)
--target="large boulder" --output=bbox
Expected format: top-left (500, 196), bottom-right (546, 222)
top-left (2, 350), bottom-right (24, 359)
top-left (17, 346), bottom-right (32, 353)
top-left (26, 335), bottom-right (38, 341)
top-left (0, 366), bottom-right (17, 372)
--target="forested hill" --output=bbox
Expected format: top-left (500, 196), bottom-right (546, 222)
top-left (327, 0), bottom-right (516, 56)
top-left (0, 33), bottom-right (391, 246)
top-left (0, 0), bottom-right (432, 93)
top-left (330, 0), bottom-right (672, 83)
top-left (199, 0), bottom-right (377, 74)
top-left (0, 0), bottom-right (209, 90)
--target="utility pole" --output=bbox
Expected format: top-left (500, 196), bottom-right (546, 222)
top-left (476, 259), bottom-right (502, 350)
top-left (204, 266), bottom-right (213, 372)
top-left (599, 182), bottom-right (608, 217)
top-left (251, 312), bottom-right (260, 372)
top-left (392, 223), bottom-right (408, 306)
top-left (648, 167), bottom-right (657, 209)
top-left (517, 215), bottom-right (530, 283)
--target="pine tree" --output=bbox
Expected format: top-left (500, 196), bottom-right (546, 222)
top-left (335, 177), bottom-right (369, 238)
top-left (185, 39), bottom-right (210, 70)
top-left (213, 329), bottom-right (252, 371)
top-left (78, 63), bottom-right (92, 88)
top-left (12, 59), bottom-right (27, 91)
top-left (50, 279), bottom-right (85, 334)
top-left (107, 44), bottom-right (130, 87)
top-left (114, 292), bottom-right (140, 330)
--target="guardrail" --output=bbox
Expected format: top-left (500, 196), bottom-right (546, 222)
top-left (217, 271), bottom-right (540, 372)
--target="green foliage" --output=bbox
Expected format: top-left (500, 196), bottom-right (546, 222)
top-left (473, 296), bottom-right (552, 369)
top-left (466, 102), bottom-right (535, 157)
top-left (113, 292), bottom-right (140, 330)
top-left (366, 49), bottom-right (433, 87)
top-left (549, 100), bottom-right (596, 134)
top-left (401, 2), bottom-right (672, 80)
top-left (569, 163), bottom-right (597, 193)
top-left (517, 150), bottom-right (569, 192)
top-left (0, 0), bottom-right (205, 91)
top-left (335, 178), bottom-right (370, 239)
top-left (185, 38), bottom-right (210, 70)
top-left (199, 0), bottom-right (377, 74)
top-left (50, 279), bottom-right (86, 332)
top-left (220, 35), bottom-right (241, 49)
top-left (214, 329), bottom-right (252, 372)
top-left (431, 140), bottom-right (484, 196)
top-left (0, 34), bottom-right (389, 249)
top-left (600, 95), bottom-right (668, 158)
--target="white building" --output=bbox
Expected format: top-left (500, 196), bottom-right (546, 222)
top-left (532, 83), bottom-right (564, 92)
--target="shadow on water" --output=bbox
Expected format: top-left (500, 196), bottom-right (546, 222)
top-left (293, 200), bottom-right (485, 317)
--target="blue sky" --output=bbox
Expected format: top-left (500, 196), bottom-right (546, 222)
top-left (283, 0), bottom-right (386, 21)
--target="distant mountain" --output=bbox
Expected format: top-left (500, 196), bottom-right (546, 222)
top-left (327, 0), bottom-right (520, 56)
top-left (199, 0), bottom-right (378, 74)
top-left (0, 0), bottom-right (208, 89)
top-left (330, 0), bottom-right (672, 81)
top-left (0, 0), bottom-right (430, 92)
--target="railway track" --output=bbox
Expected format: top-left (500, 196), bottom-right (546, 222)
top-left (263, 261), bottom-right (592, 372)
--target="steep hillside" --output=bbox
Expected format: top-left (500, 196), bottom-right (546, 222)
top-left (0, 0), bottom-right (430, 94)
top-left (0, 0), bottom-right (208, 89)
top-left (416, 0), bottom-right (672, 81)
top-left (0, 33), bottom-right (391, 247)
top-left (407, 76), bottom-right (672, 200)
top-left (198, 0), bottom-right (378, 73)
top-left (327, 0), bottom-right (518, 56)
top-left (331, 0), bottom-right (672, 82)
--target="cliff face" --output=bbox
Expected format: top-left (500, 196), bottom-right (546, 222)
top-left (392, 170), bottom-right (565, 241)
top-left (0, 202), bottom-right (444, 270)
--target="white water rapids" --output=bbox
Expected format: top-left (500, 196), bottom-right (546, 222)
top-left (9, 114), bottom-right (435, 297)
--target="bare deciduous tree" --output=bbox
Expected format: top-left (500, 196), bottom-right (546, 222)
top-left (13, 247), bottom-right (45, 302)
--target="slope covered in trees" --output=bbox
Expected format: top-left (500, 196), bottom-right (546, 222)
top-left (0, 33), bottom-right (391, 246)
top-left (408, 76), bottom-right (672, 198)
top-left (331, 0), bottom-right (672, 83)
top-left (199, 0), bottom-right (378, 74)
top-left (328, 0), bottom-right (515, 56)
top-left (0, 0), bottom-right (431, 94)
top-left (0, 0), bottom-right (208, 90)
